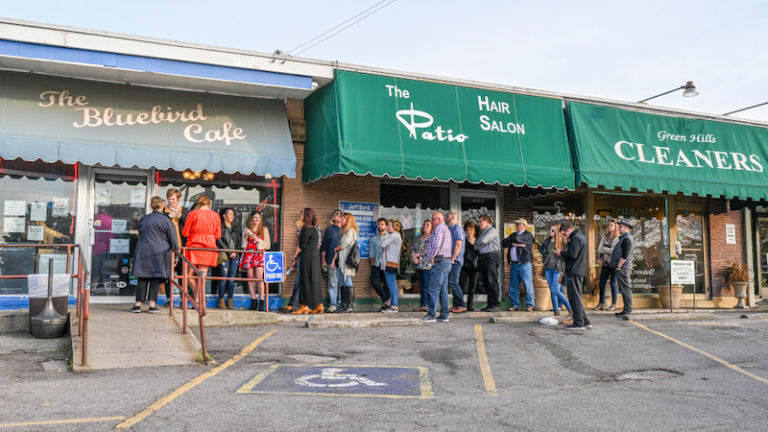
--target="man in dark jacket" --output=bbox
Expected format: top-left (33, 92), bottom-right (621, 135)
top-left (131, 196), bottom-right (179, 313)
top-left (502, 218), bottom-right (535, 311)
top-left (555, 222), bottom-right (591, 330)
top-left (611, 218), bottom-right (635, 320)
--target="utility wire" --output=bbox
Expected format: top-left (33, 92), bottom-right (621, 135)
top-left (285, 0), bottom-right (396, 57)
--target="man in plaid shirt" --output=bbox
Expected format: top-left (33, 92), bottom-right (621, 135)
top-left (423, 211), bottom-right (453, 323)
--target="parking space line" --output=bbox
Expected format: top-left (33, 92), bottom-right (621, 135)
top-left (115, 328), bottom-right (277, 429)
top-left (474, 324), bottom-right (499, 396)
top-left (630, 321), bottom-right (768, 385)
top-left (0, 416), bottom-right (126, 429)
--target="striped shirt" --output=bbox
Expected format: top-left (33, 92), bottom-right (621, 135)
top-left (426, 222), bottom-right (452, 261)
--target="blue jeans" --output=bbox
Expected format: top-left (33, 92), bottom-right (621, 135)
top-left (417, 269), bottom-right (431, 307)
top-left (427, 259), bottom-right (452, 319)
top-left (598, 264), bottom-right (618, 305)
top-left (508, 262), bottom-right (534, 308)
top-left (448, 262), bottom-right (465, 307)
top-left (327, 266), bottom-right (342, 307)
top-left (384, 270), bottom-right (398, 306)
top-left (217, 257), bottom-right (240, 300)
top-left (545, 269), bottom-right (570, 311)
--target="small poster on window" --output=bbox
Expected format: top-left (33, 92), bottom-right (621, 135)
top-left (30, 201), bottom-right (47, 221)
top-left (52, 198), bottom-right (69, 216)
top-left (4, 200), bottom-right (26, 216)
top-left (130, 190), bottom-right (146, 208)
top-left (109, 238), bottom-right (130, 254)
top-left (3, 217), bottom-right (25, 232)
top-left (27, 225), bottom-right (44, 241)
top-left (111, 219), bottom-right (128, 233)
top-left (96, 188), bottom-right (111, 206)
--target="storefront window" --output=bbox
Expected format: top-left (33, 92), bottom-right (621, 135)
top-left (159, 169), bottom-right (282, 294)
top-left (593, 193), bottom-right (669, 294)
top-left (380, 183), bottom-right (449, 282)
top-left (676, 210), bottom-right (706, 294)
top-left (0, 159), bottom-right (77, 294)
top-left (531, 192), bottom-right (586, 245)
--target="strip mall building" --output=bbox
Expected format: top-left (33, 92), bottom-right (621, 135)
top-left (2, 19), bottom-right (767, 311)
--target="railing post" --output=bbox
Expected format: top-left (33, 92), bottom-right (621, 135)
top-left (182, 259), bottom-right (188, 335)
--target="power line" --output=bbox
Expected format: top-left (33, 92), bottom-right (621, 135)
top-left (285, 0), bottom-right (396, 57)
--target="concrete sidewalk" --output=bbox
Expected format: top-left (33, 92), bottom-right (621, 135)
top-left (72, 304), bottom-right (199, 371)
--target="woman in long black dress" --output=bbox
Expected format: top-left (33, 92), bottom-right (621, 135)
top-left (291, 208), bottom-right (322, 314)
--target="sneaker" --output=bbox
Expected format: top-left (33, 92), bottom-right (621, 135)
top-left (380, 304), bottom-right (391, 311)
top-left (566, 325), bottom-right (586, 330)
top-left (129, 305), bottom-right (141, 313)
top-left (382, 306), bottom-right (398, 313)
top-left (482, 306), bottom-right (500, 312)
top-left (621, 314), bottom-right (632, 321)
top-left (421, 315), bottom-right (437, 323)
top-left (438, 317), bottom-right (450, 323)
top-left (147, 307), bottom-right (159, 314)
top-left (585, 324), bottom-right (593, 329)
top-left (615, 312), bottom-right (628, 318)
top-left (326, 305), bottom-right (338, 313)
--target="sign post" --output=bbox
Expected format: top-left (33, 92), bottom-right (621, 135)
top-left (671, 259), bottom-right (695, 312)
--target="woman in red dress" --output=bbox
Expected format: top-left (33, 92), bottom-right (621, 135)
top-left (239, 212), bottom-right (271, 310)
top-left (182, 195), bottom-right (221, 297)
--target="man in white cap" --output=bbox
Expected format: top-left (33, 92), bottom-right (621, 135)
top-left (611, 218), bottom-right (635, 320)
top-left (502, 218), bottom-right (535, 311)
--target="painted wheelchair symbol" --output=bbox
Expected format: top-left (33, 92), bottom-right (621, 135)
top-left (295, 368), bottom-right (388, 388)
top-left (265, 254), bottom-right (282, 273)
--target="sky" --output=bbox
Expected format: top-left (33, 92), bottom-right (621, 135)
top-left (2, 0), bottom-right (768, 122)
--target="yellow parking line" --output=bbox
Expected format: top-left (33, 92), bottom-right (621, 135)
top-left (474, 324), bottom-right (499, 396)
top-left (0, 416), bottom-right (126, 429)
top-left (115, 328), bottom-right (277, 429)
top-left (630, 320), bottom-right (768, 385)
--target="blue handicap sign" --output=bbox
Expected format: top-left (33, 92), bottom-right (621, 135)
top-left (263, 252), bottom-right (285, 283)
top-left (237, 364), bottom-right (432, 399)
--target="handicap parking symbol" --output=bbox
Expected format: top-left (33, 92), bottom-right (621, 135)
top-left (263, 252), bottom-right (285, 283)
top-left (237, 364), bottom-right (432, 399)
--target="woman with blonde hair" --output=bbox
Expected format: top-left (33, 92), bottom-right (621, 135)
top-left (335, 213), bottom-right (359, 313)
top-left (594, 218), bottom-right (620, 311)
top-left (381, 218), bottom-right (403, 313)
top-left (538, 223), bottom-right (570, 315)
top-left (239, 212), bottom-right (271, 311)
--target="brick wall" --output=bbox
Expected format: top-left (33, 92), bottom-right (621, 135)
top-left (708, 199), bottom-right (744, 297)
top-left (502, 189), bottom-right (536, 296)
top-left (281, 99), bottom-right (380, 300)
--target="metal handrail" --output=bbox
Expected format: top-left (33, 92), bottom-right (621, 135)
top-left (0, 243), bottom-right (89, 365)
top-left (170, 247), bottom-right (268, 363)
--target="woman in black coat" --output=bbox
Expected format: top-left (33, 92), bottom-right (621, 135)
top-left (131, 196), bottom-right (179, 313)
top-left (291, 208), bottom-right (322, 314)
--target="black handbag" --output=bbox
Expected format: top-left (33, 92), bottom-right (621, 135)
top-left (345, 242), bottom-right (361, 270)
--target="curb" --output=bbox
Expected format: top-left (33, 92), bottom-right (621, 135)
top-left (305, 317), bottom-right (424, 328)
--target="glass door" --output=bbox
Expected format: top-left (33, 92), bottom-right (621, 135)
top-left (459, 191), bottom-right (500, 299)
top-left (757, 217), bottom-right (768, 295)
top-left (90, 170), bottom-right (150, 298)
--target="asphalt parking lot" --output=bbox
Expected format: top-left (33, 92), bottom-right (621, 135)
top-left (2, 313), bottom-right (768, 431)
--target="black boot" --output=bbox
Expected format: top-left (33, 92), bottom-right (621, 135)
top-left (339, 286), bottom-right (349, 313)
top-left (249, 299), bottom-right (259, 310)
top-left (344, 286), bottom-right (354, 313)
top-left (258, 299), bottom-right (266, 312)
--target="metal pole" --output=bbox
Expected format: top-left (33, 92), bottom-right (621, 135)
top-left (182, 259), bottom-right (188, 335)
top-left (665, 197), bottom-right (673, 313)
top-left (48, 258), bottom-right (55, 299)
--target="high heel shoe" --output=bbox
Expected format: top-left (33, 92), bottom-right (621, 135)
top-left (309, 304), bottom-right (324, 314)
top-left (292, 305), bottom-right (310, 314)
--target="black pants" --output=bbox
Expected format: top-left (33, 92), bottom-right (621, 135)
top-left (370, 267), bottom-right (390, 304)
top-left (615, 268), bottom-right (633, 314)
top-left (478, 252), bottom-right (500, 308)
top-left (566, 274), bottom-right (590, 327)
top-left (136, 278), bottom-right (164, 304)
top-left (459, 267), bottom-right (479, 309)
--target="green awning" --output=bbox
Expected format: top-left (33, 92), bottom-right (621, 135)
top-left (566, 101), bottom-right (768, 200)
top-left (304, 70), bottom-right (574, 188)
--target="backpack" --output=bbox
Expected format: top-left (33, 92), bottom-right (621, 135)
top-left (345, 241), bottom-right (361, 270)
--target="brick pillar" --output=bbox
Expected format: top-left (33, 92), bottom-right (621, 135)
top-left (708, 199), bottom-right (744, 297)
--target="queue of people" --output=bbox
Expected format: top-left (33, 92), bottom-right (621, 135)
top-left (130, 194), bottom-right (635, 326)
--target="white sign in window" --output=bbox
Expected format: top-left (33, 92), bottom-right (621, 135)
top-left (4, 200), bottom-right (26, 216)
top-left (725, 224), bottom-right (737, 245)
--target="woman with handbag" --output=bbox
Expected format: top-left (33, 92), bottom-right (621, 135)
top-left (380, 218), bottom-right (403, 313)
top-left (216, 208), bottom-right (239, 309)
top-left (335, 213), bottom-right (359, 313)
top-left (459, 220), bottom-right (480, 311)
top-left (239, 212), bottom-right (270, 311)
top-left (594, 219), bottom-right (620, 311)
top-left (539, 223), bottom-right (571, 316)
top-left (410, 219), bottom-right (433, 312)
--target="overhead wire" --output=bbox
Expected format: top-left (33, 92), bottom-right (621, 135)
top-left (285, 0), bottom-right (396, 57)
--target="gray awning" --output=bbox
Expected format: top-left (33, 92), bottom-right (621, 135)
top-left (0, 70), bottom-right (296, 177)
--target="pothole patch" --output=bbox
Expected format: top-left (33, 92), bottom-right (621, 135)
top-left (287, 354), bottom-right (338, 363)
top-left (613, 369), bottom-right (682, 381)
